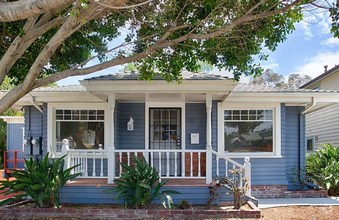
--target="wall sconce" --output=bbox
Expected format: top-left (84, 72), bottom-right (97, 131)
top-left (127, 116), bottom-right (134, 131)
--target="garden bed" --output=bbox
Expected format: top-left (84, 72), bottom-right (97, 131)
top-left (0, 201), bottom-right (261, 219)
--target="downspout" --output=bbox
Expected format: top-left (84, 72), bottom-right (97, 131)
top-left (30, 95), bottom-right (43, 113)
top-left (301, 97), bottom-right (316, 114)
top-left (299, 97), bottom-right (316, 187)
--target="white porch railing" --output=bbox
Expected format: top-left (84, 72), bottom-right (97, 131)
top-left (114, 149), bottom-right (207, 181)
top-left (67, 149), bottom-right (108, 178)
top-left (66, 147), bottom-right (251, 196)
top-left (210, 149), bottom-right (251, 197)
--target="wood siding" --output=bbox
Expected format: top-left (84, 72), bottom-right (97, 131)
top-left (59, 185), bottom-right (211, 204)
top-left (118, 103), bottom-right (145, 149)
top-left (304, 69), bottom-right (339, 150)
top-left (285, 106), bottom-right (305, 190)
top-left (315, 70), bottom-right (339, 90)
top-left (306, 103), bottom-right (339, 150)
top-left (185, 103), bottom-right (206, 150)
top-left (24, 104), bottom-right (47, 159)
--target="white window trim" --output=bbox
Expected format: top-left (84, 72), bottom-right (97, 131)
top-left (47, 103), bottom-right (109, 158)
top-left (217, 102), bottom-right (281, 158)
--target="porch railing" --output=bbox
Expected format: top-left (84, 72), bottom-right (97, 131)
top-left (114, 149), bottom-right (206, 181)
top-left (210, 149), bottom-right (251, 196)
top-left (66, 146), bottom-right (251, 196)
top-left (67, 149), bottom-right (108, 178)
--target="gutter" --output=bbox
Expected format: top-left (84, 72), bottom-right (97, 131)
top-left (301, 97), bottom-right (316, 114)
top-left (30, 95), bottom-right (43, 113)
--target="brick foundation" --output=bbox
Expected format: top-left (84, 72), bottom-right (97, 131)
top-left (252, 185), bottom-right (328, 198)
top-left (0, 207), bottom-right (260, 219)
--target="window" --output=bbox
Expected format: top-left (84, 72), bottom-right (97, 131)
top-left (55, 109), bottom-right (105, 152)
top-left (306, 137), bottom-right (314, 152)
top-left (224, 110), bottom-right (273, 153)
top-left (312, 84), bottom-right (320, 90)
top-left (218, 102), bottom-right (281, 157)
top-left (48, 103), bottom-right (108, 157)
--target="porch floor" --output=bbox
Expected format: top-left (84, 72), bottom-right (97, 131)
top-left (65, 178), bottom-right (214, 187)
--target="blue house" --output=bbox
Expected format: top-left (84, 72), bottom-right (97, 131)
top-left (4, 71), bottom-right (339, 204)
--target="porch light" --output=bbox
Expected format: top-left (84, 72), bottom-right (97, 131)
top-left (127, 116), bottom-right (134, 131)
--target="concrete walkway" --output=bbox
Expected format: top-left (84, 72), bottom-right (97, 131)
top-left (258, 197), bottom-right (339, 209)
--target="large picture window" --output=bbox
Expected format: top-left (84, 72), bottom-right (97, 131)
top-left (224, 110), bottom-right (273, 153)
top-left (55, 109), bottom-right (105, 153)
top-left (218, 102), bottom-right (281, 157)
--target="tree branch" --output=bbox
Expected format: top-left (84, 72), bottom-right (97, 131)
top-left (0, 0), bottom-right (75, 22)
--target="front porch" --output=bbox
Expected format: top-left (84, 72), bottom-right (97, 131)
top-left (64, 147), bottom-right (251, 195)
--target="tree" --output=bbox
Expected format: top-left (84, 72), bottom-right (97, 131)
top-left (287, 73), bottom-right (312, 89)
top-left (251, 70), bottom-right (312, 88)
top-left (251, 69), bottom-right (287, 87)
top-left (0, 0), bottom-right (335, 115)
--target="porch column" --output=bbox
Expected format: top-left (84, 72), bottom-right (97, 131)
top-left (107, 93), bottom-right (116, 184)
top-left (206, 93), bottom-right (213, 184)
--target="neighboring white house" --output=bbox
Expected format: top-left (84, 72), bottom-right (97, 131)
top-left (300, 65), bottom-right (339, 152)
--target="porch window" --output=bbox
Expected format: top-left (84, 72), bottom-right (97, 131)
top-left (55, 109), bottom-right (105, 153)
top-left (218, 102), bottom-right (281, 157)
top-left (224, 110), bottom-right (273, 153)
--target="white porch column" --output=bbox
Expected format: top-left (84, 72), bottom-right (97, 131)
top-left (206, 93), bottom-right (213, 184)
top-left (107, 93), bottom-right (116, 184)
top-left (244, 157), bottom-right (251, 197)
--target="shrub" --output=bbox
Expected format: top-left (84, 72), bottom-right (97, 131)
top-left (306, 143), bottom-right (339, 196)
top-left (178, 199), bottom-right (192, 209)
top-left (287, 164), bottom-right (308, 191)
top-left (104, 155), bottom-right (181, 209)
top-left (206, 169), bottom-right (250, 209)
top-left (0, 153), bottom-right (81, 208)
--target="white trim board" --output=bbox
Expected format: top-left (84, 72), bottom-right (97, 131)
top-left (145, 98), bottom-right (186, 151)
top-left (217, 102), bottom-right (281, 158)
top-left (47, 103), bottom-right (109, 157)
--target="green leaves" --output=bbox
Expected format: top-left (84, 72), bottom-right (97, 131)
top-left (306, 143), bottom-right (339, 196)
top-left (103, 155), bottom-right (181, 209)
top-left (0, 153), bottom-right (81, 208)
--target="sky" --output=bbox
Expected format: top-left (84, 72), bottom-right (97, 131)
top-left (57, 6), bottom-right (339, 86)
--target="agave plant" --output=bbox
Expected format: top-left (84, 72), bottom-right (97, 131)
top-left (306, 143), bottom-right (339, 196)
top-left (0, 153), bottom-right (81, 208)
top-left (104, 155), bottom-right (181, 209)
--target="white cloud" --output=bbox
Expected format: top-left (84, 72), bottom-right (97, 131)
top-left (321, 37), bottom-right (339, 47)
top-left (298, 21), bottom-right (314, 40)
top-left (293, 51), bottom-right (339, 78)
top-left (261, 63), bottom-right (279, 71)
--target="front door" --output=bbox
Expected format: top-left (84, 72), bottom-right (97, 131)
top-left (149, 108), bottom-right (181, 176)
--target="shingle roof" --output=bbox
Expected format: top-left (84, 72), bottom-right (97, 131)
top-left (32, 85), bottom-right (87, 92)
top-left (84, 70), bottom-right (229, 80)
top-left (234, 83), bottom-right (339, 93)
top-left (27, 78), bottom-right (339, 94)
top-left (299, 65), bottom-right (339, 89)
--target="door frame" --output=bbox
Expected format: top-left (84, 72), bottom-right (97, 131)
top-left (145, 102), bottom-right (186, 151)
